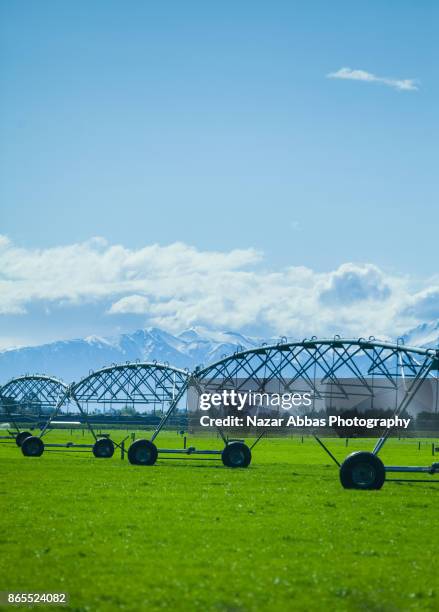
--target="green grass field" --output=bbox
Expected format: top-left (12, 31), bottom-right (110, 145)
top-left (1, 431), bottom-right (438, 611)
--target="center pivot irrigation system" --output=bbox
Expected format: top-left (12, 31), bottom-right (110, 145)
top-left (1, 338), bottom-right (439, 489)
top-left (191, 337), bottom-right (439, 488)
top-left (0, 375), bottom-right (69, 448)
top-left (13, 363), bottom-right (191, 461)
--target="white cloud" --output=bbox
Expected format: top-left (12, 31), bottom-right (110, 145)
top-left (109, 295), bottom-right (150, 314)
top-left (327, 67), bottom-right (418, 91)
top-left (319, 264), bottom-right (391, 305)
top-left (403, 287), bottom-right (439, 320)
top-left (0, 234), bottom-right (433, 341)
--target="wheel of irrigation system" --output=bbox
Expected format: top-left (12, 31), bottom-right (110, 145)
top-left (21, 436), bottom-right (45, 457)
top-left (221, 442), bottom-right (252, 468)
top-left (339, 451), bottom-right (385, 490)
top-left (92, 438), bottom-right (115, 458)
top-left (128, 439), bottom-right (158, 466)
top-left (15, 431), bottom-right (32, 447)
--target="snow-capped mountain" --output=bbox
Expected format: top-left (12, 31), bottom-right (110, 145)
top-left (1, 321), bottom-right (438, 386)
top-left (0, 327), bottom-right (261, 384)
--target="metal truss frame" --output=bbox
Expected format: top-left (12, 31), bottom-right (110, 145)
top-left (152, 337), bottom-right (439, 477)
top-left (0, 375), bottom-right (69, 444)
top-left (33, 362), bottom-right (191, 457)
top-left (3, 337), bottom-right (439, 479)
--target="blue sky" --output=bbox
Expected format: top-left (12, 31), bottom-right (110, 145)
top-left (1, 1), bottom-right (438, 347)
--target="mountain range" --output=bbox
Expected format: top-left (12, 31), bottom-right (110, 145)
top-left (1, 321), bottom-right (438, 385)
top-left (0, 327), bottom-right (262, 384)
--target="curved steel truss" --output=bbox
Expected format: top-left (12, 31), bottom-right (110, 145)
top-left (151, 338), bottom-right (439, 442)
top-left (37, 362), bottom-right (190, 442)
top-left (195, 337), bottom-right (439, 386)
top-left (2, 338), bottom-right (439, 480)
top-left (71, 362), bottom-right (189, 406)
top-left (0, 375), bottom-right (69, 435)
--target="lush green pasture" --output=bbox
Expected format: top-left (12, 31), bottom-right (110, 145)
top-left (1, 432), bottom-right (438, 611)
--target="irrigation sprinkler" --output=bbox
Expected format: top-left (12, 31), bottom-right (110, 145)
top-left (161, 337), bottom-right (439, 482)
top-left (0, 375), bottom-right (69, 449)
top-left (65, 362), bottom-right (193, 463)
top-left (4, 338), bottom-right (438, 482)
top-left (62, 361), bottom-right (256, 466)
top-left (1, 374), bottom-right (118, 458)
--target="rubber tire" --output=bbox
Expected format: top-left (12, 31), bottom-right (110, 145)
top-left (92, 438), bottom-right (115, 458)
top-left (340, 451), bottom-right (385, 490)
top-left (128, 439), bottom-right (158, 466)
top-left (15, 431), bottom-right (32, 447)
top-left (222, 442), bottom-right (252, 468)
top-left (21, 436), bottom-right (44, 457)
